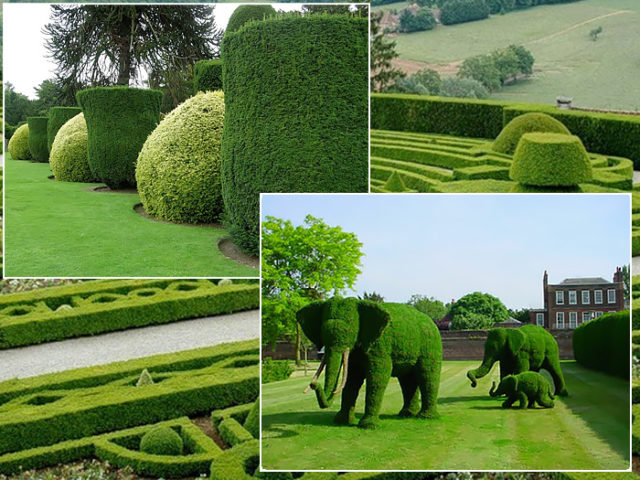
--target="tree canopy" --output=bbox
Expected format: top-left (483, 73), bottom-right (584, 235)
top-left (448, 292), bottom-right (509, 330)
top-left (371, 12), bottom-right (405, 92)
top-left (407, 294), bottom-right (450, 322)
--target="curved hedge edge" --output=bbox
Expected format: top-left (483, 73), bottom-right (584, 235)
top-left (209, 439), bottom-right (258, 480)
top-left (218, 418), bottom-right (253, 447)
top-left (211, 403), bottom-right (252, 428)
top-left (47, 107), bottom-right (82, 153)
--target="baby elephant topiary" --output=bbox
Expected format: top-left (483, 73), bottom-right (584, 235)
top-left (489, 372), bottom-right (554, 409)
top-left (7, 124), bottom-right (31, 160)
top-left (492, 112), bottom-right (571, 155)
top-left (139, 426), bottom-right (183, 455)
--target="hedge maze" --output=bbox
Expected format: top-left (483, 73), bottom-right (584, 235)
top-left (0, 279), bottom-right (258, 348)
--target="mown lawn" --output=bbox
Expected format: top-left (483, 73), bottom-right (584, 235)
top-left (4, 157), bottom-right (257, 277)
top-left (262, 360), bottom-right (630, 470)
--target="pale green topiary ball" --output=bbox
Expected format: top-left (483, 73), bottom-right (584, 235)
top-left (136, 91), bottom-right (225, 224)
top-left (492, 113), bottom-right (571, 155)
top-left (139, 426), bottom-right (183, 455)
top-left (8, 124), bottom-right (31, 160)
top-left (49, 113), bottom-right (95, 183)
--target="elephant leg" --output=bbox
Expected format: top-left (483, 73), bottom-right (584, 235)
top-left (527, 398), bottom-right (536, 409)
top-left (417, 361), bottom-right (440, 419)
top-left (358, 357), bottom-right (392, 429)
top-left (543, 357), bottom-right (568, 397)
top-left (538, 392), bottom-right (554, 408)
top-left (398, 375), bottom-right (419, 417)
top-left (502, 395), bottom-right (516, 408)
top-left (517, 392), bottom-right (528, 409)
top-left (335, 364), bottom-right (365, 425)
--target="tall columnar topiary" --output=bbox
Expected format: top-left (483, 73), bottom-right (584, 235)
top-left (222, 15), bottom-right (368, 254)
top-left (492, 112), bottom-right (571, 155)
top-left (193, 59), bottom-right (223, 93)
top-left (139, 426), bottom-right (183, 455)
top-left (76, 87), bottom-right (163, 189)
top-left (27, 117), bottom-right (50, 163)
top-left (49, 113), bottom-right (95, 183)
top-left (7, 124), bottom-right (31, 160)
top-left (47, 107), bottom-right (82, 153)
top-left (136, 91), bottom-right (225, 224)
top-left (509, 132), bottom-right (593, 189)
top-left (225, 5), bottom-right (276, 34)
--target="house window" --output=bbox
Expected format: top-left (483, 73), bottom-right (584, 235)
top-left (582, 312), bottom-right (591, 323)
top-left (594, 311), bottom-right (604, 318)
top-left (556, 291), bottom-right (564, 305)
top-left (594, 290), bottom-right (603, 304)
top-left (607, 289), bottom-right (616, 303)
top-left (568, 291), bottom-right (577, 305)
top-left (536, 313), bottom-right (544, 326)
top-left (556, 312), bottom-right (565, 329)
top-left (581, 291), bottom-right (590, 304)
top-left (569, 312), bottom-right (577, 328)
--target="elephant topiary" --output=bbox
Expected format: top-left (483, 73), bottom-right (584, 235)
top-left (489, 371), bottom-right (554, 409)
top-left (297, 298), bottom-right (442, 429)
top-left (467, 325), bottom-right (568, 396)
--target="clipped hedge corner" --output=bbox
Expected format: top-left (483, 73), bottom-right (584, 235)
top-left (47, 107), bottom-right (82, 153)
top-left (492, 112), bottom-right (571, 155)
top-left (49, 113), bottom-right (95, 183)
top-left (27, 117), bottom-right (50, 163)
top-left (8, 124), bottom-right (31, 160)
top-left (194, 59), bottom-right (223, 93)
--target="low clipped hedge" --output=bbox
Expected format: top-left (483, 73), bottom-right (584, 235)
top-left (225, 5), bottom-right (276, 34)
top-left (76, 87), bottom-right (162, 188)
top-left (243, 399), bottom-right (259, 439)
top-left (218, 418), bottom-right (254, 447)
top-left (0, 279), bottom-right (259, 349)
top-left (49, 113), bottom-right (95, 183)
top-left (194, 59), bottom-right (223, 93)
top-left (27, 117), bottom-right (49, 162)
top-left (7, 123), bottom-right (31, 160)
top-left (440, 0), bottom-right (490, 25)
top-left (573, 310), bottom-right (629, 378)
top-left (492, 112), bottom-right (571, 154)
top-left (222, 14), bottom-right (368, 255)
top-left (136, 91), bottom-right (225, 224)
top-left (261, 358), bottom-right (293, 384)
top-left (47, 107), bottom-right (82, 153)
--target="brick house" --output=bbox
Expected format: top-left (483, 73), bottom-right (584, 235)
top-left (529, 268), bottom-right (626, 329)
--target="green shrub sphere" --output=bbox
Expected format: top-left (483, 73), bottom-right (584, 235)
top-left (493, 112), bottom-right (571, 155)
top-left (8, 124), bottom-right (31, 160)
top-left (27, 117), bottom-right (50, 163)
top-left (47, 107), bottom-right (82, 153)
top-left (139, 426), bottom-right (183, 456)
top-left (226, 5), bottom-right (276, 34)
top-left (50, 113), bottom-right (95, 183)
top-left (510, 132), bottom-right (593, 186)
top-left (136, 91), bottom-right (225, 224)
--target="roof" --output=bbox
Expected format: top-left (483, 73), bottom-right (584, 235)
top-left (554, 277), bottom-right (612, 286)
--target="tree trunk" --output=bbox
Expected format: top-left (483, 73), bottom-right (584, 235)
top-left (295, 323), bottom-right (302, 367)
top-left (117, 38), bottom-right (131, 85)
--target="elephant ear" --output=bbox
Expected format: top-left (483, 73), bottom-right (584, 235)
top-left (356, 301), bottom-right (391, 350)
top-left (506, 329), bottom-right (525, 356)
top-left (509, 375), bottom-right (518, 393)
top-left (297, 301), bottom-right (326, 348)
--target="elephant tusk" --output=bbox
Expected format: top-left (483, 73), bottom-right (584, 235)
top-left (332, 348), bottom-right (350, 395)
top-left (303, 356), bottom-right (326, 393)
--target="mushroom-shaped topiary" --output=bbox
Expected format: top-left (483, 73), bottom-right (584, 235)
top-left (139, 426), bottom-right (183, 456)
top-left (136, 91), bottom-right (225, 224)
top-left (492, 113), bottom-right (571, 155)
top-left (8, 124), bottom-right (31, 160)
top-left (50, 113), bottom-right (95, 183)
top-left (509, 132), bottom-right (592, 187)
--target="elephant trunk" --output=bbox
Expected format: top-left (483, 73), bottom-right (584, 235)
top-left (308, 348), bottom-right (349, 409)
top-left (489, 381), bottom-right (499, 397)
top-left (467, 357), bottom-right (495, 388)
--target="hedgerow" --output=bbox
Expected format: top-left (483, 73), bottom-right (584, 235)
top-left (222, 14), bottom-right (368, 255)
top-left (27, 117), bottom-right (50, 162)
top-left (47, 107), bottom-right (82, 153)
top-left (492, 112), bottom-right (571, 154)
top-left (573, 310), bottom-right (629, 378)
top-left (49, 113), bottom-right (95, 183)
top-left (225, 5), bottom-right (276, 34)
top-left (76, 87), bottom-right (163, 188)
top-left (440, 0), bottom-right (490, 25)
top-left (0, 279), bottom-right (259, 349)
top-left (136, 91), bottom-right (225, 224)
top-left (261, 358), bottom-right (293, 384)
top-left (7, 123), bottom-right (31, 160)
top-left (243, 399), bottom-right (259, 438)
top-left (194, 59), bottom-right (223, 93)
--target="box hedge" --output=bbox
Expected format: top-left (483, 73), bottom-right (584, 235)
top-left (261, 358), bottom-right (293, 384)
top-left (7, 123), bottom-right (31, 160)
top-left (49, 113), bottom-right (95, 183)
top-left (225, 5), bottom-right (276, 34)
top-left (573, 310), bottom-right (629, 378)
top-left (194, 59), bottom-right (223, 93)
top-left (76, 87), bottom-right (162, 188)
top-left (440, 0), bottom-right (490, 25)
top-left (218, 418), bottom-right (254, 447)
top-left (492, 112), bottom-right (571, 154)
top-left (136, 91), bottom-right (225, 224)
top-left (27, 117), bottom-right (50, 162)
top-left (47, 107), bottom-right (82, 153)
top-left (222, 14), bottom-right (368, 255)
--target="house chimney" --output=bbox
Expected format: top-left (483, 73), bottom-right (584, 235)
top-left (613, 266), bottom-right (622, 283)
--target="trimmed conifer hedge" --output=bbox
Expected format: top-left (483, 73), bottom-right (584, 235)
top-left (222, 14), bottom-right (368, 255)
top-left (193, 59), bottom-right (223, 93)
top-left (27, 117), bottom-right (49, 162)
top-left (225, 5), bottom-right (276, 34)
top-left (76, 87), bottom-right (162, 188)
top-left (47, 107), bottom-right (82, 153)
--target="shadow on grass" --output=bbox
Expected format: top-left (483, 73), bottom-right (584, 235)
top-left (438, 395), bottom-right (496, 405)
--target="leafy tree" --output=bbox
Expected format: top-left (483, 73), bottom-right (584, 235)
top-left (398, 7), bottom-right (435, 33)
top-left (361, 291), bottom-right (385, 302)
top-left (44, 5), bottom-right (221, 99)
top-left (491, 48), bottom-right (520, 85)
top-left (448, 292), bottom-right (509, 330)
top-left (386, 68), bottom-right (441, 95)
top-left (407, 294), bottom-right (450, 321)
top-left (262, 215), bottom-right (364, 365)
top-left (371, 12), bottom-right (405, 92)
top-left (439, 76), bottom-right (489, 98)
top-left (508, 44), bottom-right (534, 75)
top-left (457, 54), bottom-right (501, 92)
top-left (508, 308), bottom-right (531, 324)
top-left (302, 4), bottom-right (369, 16)
top-left (413, 69), bottom-right (442, 93)
top-left (621, 264), bottom-right (630, 301)
top-left (146, 64), bottom-right (194, 113)
top-left (4, 83), bottom-right (35, 126)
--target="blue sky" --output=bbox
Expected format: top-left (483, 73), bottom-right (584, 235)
top-left (261, 194), bottom-right (630, 310)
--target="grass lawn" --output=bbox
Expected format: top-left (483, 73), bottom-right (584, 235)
top-left (4, 156), bottom-right (257, 277)
top-left (261, 360), bottom-right (630, 470)
top-left (389, 0), bottom-right (640, 111)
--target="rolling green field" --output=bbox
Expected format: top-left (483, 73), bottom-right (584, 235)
top-left (382, 0), bottom-right (640, 111)
top-left (4, 156), bottom-right (257, 277)
top-left (262, 361), bottom-right (630, 470)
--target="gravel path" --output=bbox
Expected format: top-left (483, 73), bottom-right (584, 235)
top-left (0, 310), bottom-right (259, 380)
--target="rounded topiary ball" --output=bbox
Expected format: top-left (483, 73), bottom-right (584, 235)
top-left (139, 426), bottom-right (183, 456)
top-left (509, 132), bottom-right (593, 187)
top-left (8, 124), bottom-right (31, 160)
top-left (226, 5), bottom-right (276, 34)
top-left (136, 91), bottom-right (225, 224)
top-left (493, 113), bottom-right (571, 155)
top-left (50, 113), bottom-right (95, 183)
